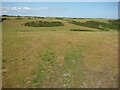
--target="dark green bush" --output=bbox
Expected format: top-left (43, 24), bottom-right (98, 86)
top-left (0, 18), bottom-right (8, 23)
top-left (38, 17), bottom-right (45, 19)
top-left (2, 18), bottom-right (7, 21)
top-left (55, 17), bottom-right (63, 20)
top-left (70, 29), bottom-right (94, 32)
top-left (25, 21), bottom-right (64, 27)
top-left (34, 17), bottom-right (45, 19)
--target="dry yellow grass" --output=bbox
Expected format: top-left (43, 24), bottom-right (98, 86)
top-left (2, 17), bottom-right (118, 88)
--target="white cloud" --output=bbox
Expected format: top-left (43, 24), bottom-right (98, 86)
top-left (13, 7), bottom-right (17, 10)
top-left (24, 7), bottom-right (31, 10)
top-left (1, 6), bottom-right (65, 14)
top-left (2, 7), bottom-right (51, 12)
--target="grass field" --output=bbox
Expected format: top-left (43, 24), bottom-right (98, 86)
top-left (2, 16), bottom-right (118, 88)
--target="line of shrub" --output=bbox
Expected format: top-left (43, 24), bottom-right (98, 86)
top-left (24, 21), bottom-right (64, 27)
top-left (55, 17), bottom-right (63, 20)
top-left (34, 17), bottom-right (45, 19)
top-left (70, 29), bottom-right (95, 32)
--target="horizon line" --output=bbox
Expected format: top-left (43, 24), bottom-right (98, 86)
top-left (1, 14), bottom-right (118, 19)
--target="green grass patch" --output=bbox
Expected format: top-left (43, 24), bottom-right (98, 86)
top-left (32, 64), bottom-right (46, 86)
top-left (32, 48), bottom-right (56, 87)
top-left (40, 49), bottom-right (56, 62)
top-left (64, 46), bottom-right (86, 68)
top-left (63, 45), bottom-right (87, 87)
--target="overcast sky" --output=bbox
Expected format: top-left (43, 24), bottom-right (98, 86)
top-left (2, 2), bottom-right (119, 19)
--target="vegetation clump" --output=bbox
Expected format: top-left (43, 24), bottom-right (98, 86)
top-left (1, 18), bottom-right (8, 22)
top-left (0, 18), bottom-right (11, 23)
top-left (34, 17), bottom-right (45, 19)
top-left (25, 21), bottom-right (64, 27)
top-left (69, 20), bottom-right (119, 31)
top-left (55, 17), bottom-right (63, 20)
top-left (70, 29), bottom-right (94, 32)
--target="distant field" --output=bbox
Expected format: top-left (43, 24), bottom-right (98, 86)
top-left (2, 16), bottom-right (118, 88)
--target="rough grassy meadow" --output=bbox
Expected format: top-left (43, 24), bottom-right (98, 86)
top-left (2, 16), bottom-right (118, 88)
